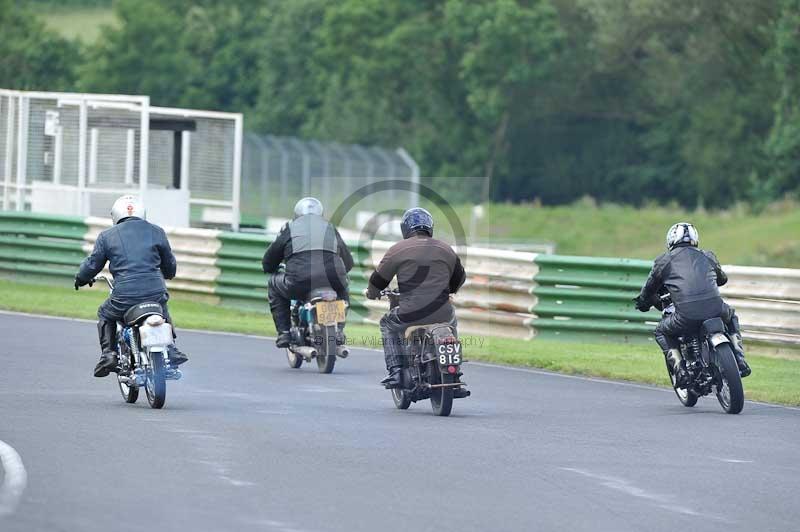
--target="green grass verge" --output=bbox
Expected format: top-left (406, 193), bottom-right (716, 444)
top-left (1, 279), bottom-right (797, 406)
top-left (35, 5), bottom-right (117, 43)
top-left (435, 199), bottom-right (800, 268)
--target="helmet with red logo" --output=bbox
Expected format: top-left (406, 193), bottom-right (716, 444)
top-left (110, 195), bottom-right (145, 224)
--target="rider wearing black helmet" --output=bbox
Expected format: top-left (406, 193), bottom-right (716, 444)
top-left (262, 197), bottom-right (354, 348)
top-left (634, 223), bottom-right (751, 384)
top-left (366, 208), bottom-right (466, 388)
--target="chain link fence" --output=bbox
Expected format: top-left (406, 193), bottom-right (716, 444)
top-left (242, 134), bottom-right (419, 227)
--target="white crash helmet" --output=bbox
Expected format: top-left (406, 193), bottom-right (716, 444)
top-left (666, 222), bottom-right (699, 250)
top-left (293, 197), bottom-right (323, 218)
top-left (110, 195), bottom-right (146, 224)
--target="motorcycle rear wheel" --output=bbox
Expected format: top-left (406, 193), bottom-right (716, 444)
top-left (316, 326), bottom-right (337, 374)
top-left (714, 345), bottom-right (744, 414)
top-left (145, 349), bottom-right (167, 409)
top-left (430, 371), bottom-right (454, 417)
top-left (665, 357), bottom-right (697, 407)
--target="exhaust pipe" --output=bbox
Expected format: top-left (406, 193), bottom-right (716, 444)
top-left (291, 346), bottom-right (317, 361)
top-left (336, 346), bottom-right (349, 358)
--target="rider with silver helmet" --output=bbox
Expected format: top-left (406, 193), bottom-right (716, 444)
top-left (74, 195), bottom-right (188, 377)
top-left (262, 197), bottom-right (354, 348)
top-left (634, 223), bottom-right (750, 383)
top-left (366, 208), bottom-right (467, 388)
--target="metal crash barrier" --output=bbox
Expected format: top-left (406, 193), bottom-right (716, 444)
top-left (1, 211), bottom-right (798, 348)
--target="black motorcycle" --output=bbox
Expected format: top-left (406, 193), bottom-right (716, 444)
top-left (378, 290), bottom-right (470, 416)
top-left (658, 292), bottom-right (744, 414)
top-left (285, 287), bottom-right (349, 373)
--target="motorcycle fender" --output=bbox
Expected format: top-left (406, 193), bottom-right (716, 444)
top-left (709, 333), bottom-right (729, 347)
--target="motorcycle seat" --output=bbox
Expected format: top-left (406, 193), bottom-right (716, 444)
top-left (123, 301), bottom-right (164, 326)
top-left (404, 323), bottom-right (452, 339)
top-left (305, 287), bottom-right (338, 303)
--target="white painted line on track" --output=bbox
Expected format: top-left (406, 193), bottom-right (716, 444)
top-left (2, 309), bottom-right (799, 411)
top-left (0, 440), bottom-right (27, 517)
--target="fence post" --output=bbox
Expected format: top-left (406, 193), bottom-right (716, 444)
top-left (232, 114), bottom-right (243, 231)
top-left (15, 95), bottom-right (29, 212)
top-left (3, 94), bottom-right (15, 211)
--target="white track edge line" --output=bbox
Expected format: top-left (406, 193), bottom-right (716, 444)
top-left (0, 439), bottom-right (27, 517)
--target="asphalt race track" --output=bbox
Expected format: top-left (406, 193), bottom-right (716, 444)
top-left (1, 312), bottom-right (799, 532)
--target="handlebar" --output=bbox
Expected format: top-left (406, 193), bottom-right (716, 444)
top-left (93, 275), bottom-right (113, 290)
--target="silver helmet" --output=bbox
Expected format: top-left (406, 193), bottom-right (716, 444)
top-left (110, 195), bottom-right (145, 224)
top-left (293, 197), bottom-right (323, 218)
top-left (666, 222), bottom-right (699, 249)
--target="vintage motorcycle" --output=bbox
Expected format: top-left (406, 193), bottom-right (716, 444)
top-left (285, 286), bottom-right (349, 373)
top-left (95, 276), bottom-right (182, 409)
top-left (658, 291), bottom-right (744, 414)
top-left (378, 289), bottom-right (470, 417)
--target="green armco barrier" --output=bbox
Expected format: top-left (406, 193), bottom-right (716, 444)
top-left (0, 211), bottom-right (88, 283)
top-left (531, 254), bottom-right (657, 343)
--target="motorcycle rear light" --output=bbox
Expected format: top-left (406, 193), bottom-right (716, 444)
top-left (145, 315), bottom-right (165, 326)
top-left (448, 365), bottom-right (457, 374)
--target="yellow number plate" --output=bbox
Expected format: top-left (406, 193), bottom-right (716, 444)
top-left (316, 300), bottom-right (346, 325)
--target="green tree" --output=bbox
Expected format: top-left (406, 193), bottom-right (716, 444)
top-left (764, 0), bottom-right (800, 198)
top-left (0, 0), bottom-right (81, 90)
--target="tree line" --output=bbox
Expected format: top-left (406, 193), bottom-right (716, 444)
top-left (3, 0), bottom-right (800, 207)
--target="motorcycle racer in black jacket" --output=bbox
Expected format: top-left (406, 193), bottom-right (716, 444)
top-left (634, 223), bottom-right (751, 383)
top-left (75, 195), bottom-right (188, 378)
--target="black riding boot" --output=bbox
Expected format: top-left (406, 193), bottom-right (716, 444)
top-left (94, 320), bottom-right (119, 378)
top-left (655, 332), bottom-right (689, 388)
top-left (380, 336), bottom-right (404, 388)
top-left (270, 302), bottom-right (292, 348)
top-left (727, 315), bottom-right (751, 377)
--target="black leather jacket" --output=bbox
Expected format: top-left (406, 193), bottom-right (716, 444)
top-left (262, 215), bottom-right (354, 284)
top-left (637, 244), bottom-right (727, 319)
top-left (76, 217), bottom-right (176, 298)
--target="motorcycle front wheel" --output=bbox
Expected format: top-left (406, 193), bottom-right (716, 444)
top-left (286, 348), bottom-right (303, 369)
top-left (664, 357), bottom-right (697, 407)
top-left (145, 349), bottom-right (167, 409)
top-left (714, 344), bottom-right (744, 414)
top-left (391, 387), bottom-right (411, 410)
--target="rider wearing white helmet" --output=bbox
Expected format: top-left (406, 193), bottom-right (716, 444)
top-left (75, 195), bottom-right (188, 377)
top-left (634, 223), bottom-right (750, 382)
top-left (262, 197), bottom-right (354, 348)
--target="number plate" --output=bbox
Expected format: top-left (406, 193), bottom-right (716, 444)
top-left (436, 340), bottom-right (462, 366)
top-left (315, 300), bottom-right (346, 325)
top-left (139, 323), bottom-right (174, 347)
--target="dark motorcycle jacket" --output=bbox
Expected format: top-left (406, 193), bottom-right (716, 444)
top-left (262, 214), bottom-right (354, 284)
top-left (367, 233), bottom-right (466, 324)
top-left (76, 217), bottom-right (177, 298)
top-left (637, 244), bottom-right (728, 320)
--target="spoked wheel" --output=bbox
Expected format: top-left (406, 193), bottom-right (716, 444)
top-left (430, 370), bottom-right (454, 417)
top-left (144, 349), bottom-right (167, 409)
top-left (714, 345), bottom-right (744, 414)
top-left (665, 358), bottom-right (697, 407)
top-left (117, 345), bottom-right (139, 403)
top-left (286, 348), bottom-right (303, 369)
top-left (391, 387), bottom-right (411, 410)
top-left (316, 326), bottom-right (337, 374)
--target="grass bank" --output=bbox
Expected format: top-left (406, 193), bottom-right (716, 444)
top-left (442, 199), bottom-right (800, 267)
top-left (35, 4), bottom-right (117, 43)
top-left (1, 280), bottom-right (797, 406)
